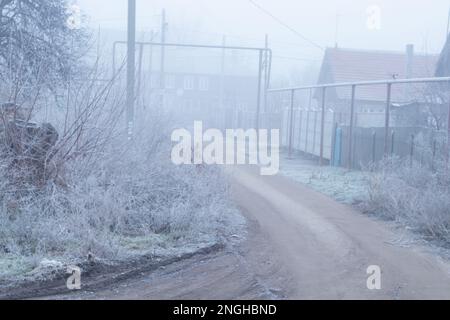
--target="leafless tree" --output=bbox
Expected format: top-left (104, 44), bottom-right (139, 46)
top-left (0, 0), bottom-right (87, 91)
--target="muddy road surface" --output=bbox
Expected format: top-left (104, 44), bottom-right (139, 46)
top-left (40, 166), bottom-right (450, 299)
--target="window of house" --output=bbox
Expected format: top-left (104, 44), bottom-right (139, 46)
top-left (237, 102), bottom-right (247, 111)
top-left (165, 75), bottom-right (176, 89)
top-left (199, 76), bottom-right (210, 91)
top-left (184, 76), bottom-right (195, 90)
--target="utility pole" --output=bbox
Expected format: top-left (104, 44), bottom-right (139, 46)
top-left (220, 36), bottom-right (226, 110)
top-left (148, 30), bottom-right (154, 91)
top-left (126, 0), bottom-right (136, 140)
top-left (255, 49), bottom-right (263, 131)
top-left (149, 30), bottom-right (155, 70)
top-left (334, 13), bottom-right (341, 48)
top-left (159, 9), bottom-right (167, 108)
top-left (137, 43), bottom-right (143, 102)
top-left (263, 34), bottom-right (269, 112)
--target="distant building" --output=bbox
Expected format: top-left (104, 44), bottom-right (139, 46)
top-left (149, 71), bottom-right (257, 113)
top-left (138, 46), bottom-right (260, 127)
top-left (436, 34), bottom-right (450, 77)
top-left (316, 46), bottom-right (439, 127)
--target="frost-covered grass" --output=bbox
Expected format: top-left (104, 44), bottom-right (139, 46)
top-left (280, 152), bottom-right (450, 247)
top-left (0, 254), bottom-right (35, 279)
top-left (0, 110), bottom-right (244, 283)
top-left (280, 154), bottom-right (368, 205)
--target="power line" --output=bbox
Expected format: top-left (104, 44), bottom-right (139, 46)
top-left (168, 25), bottom-right (323, 49)
top-left (247, 0), bottom-right (324, 51)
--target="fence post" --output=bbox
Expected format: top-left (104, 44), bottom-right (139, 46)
top-left (447, 99), bottom-right (450, 167)
top-left (348, 85), bottom-right (356, 169)
top-left (319, 87), bottom-right (327, 166)
top-left (280, 108), bottom-right (285, 147)
top-left (305, 109), bottom-right (310, 153)
top-left (313, 111), bottom-right (318, 154)
top-left (384, 83), bottom-right (392, 155)
top-left (298, 109), bottom-right (303, 150)
top-left (372, 131), bottom-right (377, 164)
top-left (288, 89), bottom-right (295, 158)
top-left (331, 121), bottom-right (338, 166)
top-left (390, 130), bottom-right (395, 155)
top-left (432, 139), bottom-right (437, 172)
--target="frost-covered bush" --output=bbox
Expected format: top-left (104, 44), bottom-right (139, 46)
top-left (0, 79), bottom-right (243, 278)
top-left (0, 112), bottom-right (241, 266)
top-left (0, 3), bottom-right (243, 281)
top-left (363, 156), bottom-right (450, 244)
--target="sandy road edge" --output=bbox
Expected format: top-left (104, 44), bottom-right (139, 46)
top-left (0, 243), bottom-right (225, 300)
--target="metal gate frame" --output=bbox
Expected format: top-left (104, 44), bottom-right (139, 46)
top-left (113, 41), bottom-right (273, 131)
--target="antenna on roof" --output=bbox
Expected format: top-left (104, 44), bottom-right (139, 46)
top-left (447, 7), bottom-right (450, 38)
top-left (334, 13), bottom-right (341, 48)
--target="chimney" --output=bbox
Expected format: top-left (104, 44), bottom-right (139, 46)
top-left (406, 44), bottom-right (414, 79)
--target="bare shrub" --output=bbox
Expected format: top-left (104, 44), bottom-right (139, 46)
top-left (363, 155), bottom-right (450, 244)
top-left (0, 67), bottom-right (243, 276)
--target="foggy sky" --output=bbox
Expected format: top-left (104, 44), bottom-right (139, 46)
top-left (76, 0), bottom-right (450, 82)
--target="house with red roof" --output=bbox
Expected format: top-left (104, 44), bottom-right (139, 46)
top-left (316, 45), bottom-right (439, 127)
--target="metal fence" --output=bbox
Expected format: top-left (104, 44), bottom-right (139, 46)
top-left (266, 77), bottom-right (450, 168)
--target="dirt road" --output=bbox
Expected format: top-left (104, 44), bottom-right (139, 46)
top-left (44, 166), bottom-right (450, 299)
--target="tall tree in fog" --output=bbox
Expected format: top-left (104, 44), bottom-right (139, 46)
top-left (0, 0), bottom-right (87, 90)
